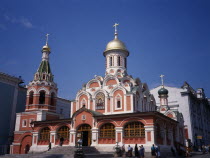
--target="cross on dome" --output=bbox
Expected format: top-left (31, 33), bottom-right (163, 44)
top-left (113, 23), bottom-right (119, 39)
top-left (46, 33), bottom-right (50, 45)
top-left (160, 74), bottom-right (165, 87)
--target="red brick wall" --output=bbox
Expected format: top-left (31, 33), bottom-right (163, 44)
top-left (89, 82), bottom-right (99, 88)
top-left (106, 79), bottom-right (117, 86)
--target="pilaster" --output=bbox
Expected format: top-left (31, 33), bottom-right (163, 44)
top-left (144, 125), bottom-right (155, 145)
top-left (50, 131), bottom-right (56, 147)
top-left (115, 127), bottom-right (123, 146)
top-left (91, 127), bottom-right (98, 146)
top-left (70, 129), bottom-right (76, 146)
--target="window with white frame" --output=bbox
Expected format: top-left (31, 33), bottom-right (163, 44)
top-left (22, 119), bottom-right (27, 127)
top-left (115, 94), bottom-right (122, 109)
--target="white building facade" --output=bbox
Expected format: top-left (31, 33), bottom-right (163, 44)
top-left (150, 82), bottom-right (210, 147)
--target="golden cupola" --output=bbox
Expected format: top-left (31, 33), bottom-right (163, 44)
top-left (103, 24), bottom-right (129, 57)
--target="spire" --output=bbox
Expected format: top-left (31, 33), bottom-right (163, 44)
top-left (33, 34), bottom-right (53, 82)
top-left (113, 23), bottom-right (119, 39)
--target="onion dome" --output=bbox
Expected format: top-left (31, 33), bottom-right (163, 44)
top-left (42, 44), bottom-right (50, 52)
top-left (158, 87), bottom-right (168, 95)
top-left (103, 23), bottom-right (129, 56)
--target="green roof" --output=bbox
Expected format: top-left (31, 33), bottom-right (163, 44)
top-left (38, 60), bottom-right (51, 74)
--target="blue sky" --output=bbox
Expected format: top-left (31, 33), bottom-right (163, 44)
top-left (0, 0), bottom-right (210, 99)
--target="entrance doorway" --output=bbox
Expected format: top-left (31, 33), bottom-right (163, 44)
top-left (77, 124), bottom-right (91, 146)
top-left (25, 144), bottom-right (30, 154)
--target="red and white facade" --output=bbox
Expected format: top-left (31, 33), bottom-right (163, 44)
top-left (10, 30), bottom-right (185, 154)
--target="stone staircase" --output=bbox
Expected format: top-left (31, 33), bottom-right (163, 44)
top-left (0, 146), bottom-right (114, 158)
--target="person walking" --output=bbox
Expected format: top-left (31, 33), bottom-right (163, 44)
top-left (48, 142), bottom-right (51, 151)
top-left (139, 145), bottom-right (145, 158)
top-left (151, 144), bottom-right (156, 157)
top-left (128, 145), bottom-right (132, 157)
top-left (155, 146), bottom-right (161, 158)
top-left (134, 144), bottom-right (139, 158)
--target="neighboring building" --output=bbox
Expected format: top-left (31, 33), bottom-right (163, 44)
top-left (153, 78), bottom-right (185, 147)
top-left (0, 72), bottom-right (27, 154)
top-left (56, 97), bottom-right (71, 119)
top-left (150, 82), bottom-right (210, 147)
top-left (11, 27), bottom-right (185, 154)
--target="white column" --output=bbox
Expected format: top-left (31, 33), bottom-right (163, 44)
top-left (70, 129), bottom-right (76, 146)
top-left (32, 132), bottom-right (38, 146)
top-left (144, 125), bottom-right (155, 145)
top-left (50, 131), bottom-right (56, 147)
top-left (91, 127), bottom-right (98, 146)
top-left (115, 127), bottom-right (123, 146)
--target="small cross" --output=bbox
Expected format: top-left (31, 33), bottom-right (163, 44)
top-left (46, 33), bottom-right (50, 45)
top-left (160, 74), bottom-right (164, 86)
top-left (113, 23), bottom-right (119, 34)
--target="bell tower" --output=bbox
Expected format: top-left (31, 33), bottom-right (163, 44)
top-left (103, 23), bottom-right (129, 77)
top-left (25, 34), bottom-right (57, 112)
top-left (158, 75), bottom-right (169, 113)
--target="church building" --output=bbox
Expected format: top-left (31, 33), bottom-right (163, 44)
top-left (10, 25), bottom-right (185, 154)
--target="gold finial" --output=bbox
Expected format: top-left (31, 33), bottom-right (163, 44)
top-left (113, 23), bottom-right (119, 39)
top-left (46, 33), bottom-right (50, 45)
top-left (160, 74), bottom-right (164, 87)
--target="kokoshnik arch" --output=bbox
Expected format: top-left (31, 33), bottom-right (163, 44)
top-left (10, 24), bottom-right (185, 154)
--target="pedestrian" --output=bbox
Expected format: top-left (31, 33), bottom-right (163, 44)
top-left (122, 144), bottom-right (126, 158)
top-left (155, 146), bottom-right (160, 158)
top-left (128, 145), bottom-right (132, 157)
top-left (77, 138), bottom-right (82, 148)
top-left (171, 146), bottom-right (176, 156)
top-left (139, 145), bottom-right (145, 158)
top-left (151, 144), bottom-right (156, 157)
top-left (134, 144), bottom-right (139, 158)
top-left (59, 137), bottom-right (64, 146)
top-left (48, 142), bottom-right (51, 151)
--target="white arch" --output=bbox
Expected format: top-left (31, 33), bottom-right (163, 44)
top-left (92, 89), bottom-right (109, 98)
top-left (103, 75), bottom-right (119, 87)
top-left (27, 87), bottom-right (37, 95)
top-left (37, 87), bottom-right (50, 95)
top-left (110, 86), bottom-right (126, 97)
top-left (49, 89), bottom-right (57, 96)
top-left (76, 90), bottom-right (92, 101)
top-left (86, 79), bottom-right (101, 89)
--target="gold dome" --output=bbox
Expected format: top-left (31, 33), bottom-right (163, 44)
top-left (103, 34), bottom-right (129, 56)
top-left (42, 44), bottom-right (51, 52)
top-left (105, 38), bottom-right (128, 52)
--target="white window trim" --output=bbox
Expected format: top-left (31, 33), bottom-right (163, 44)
top-left (22, 119), bottom-right (27, 127)
top-left (115, 94), bottom-right (122, 110)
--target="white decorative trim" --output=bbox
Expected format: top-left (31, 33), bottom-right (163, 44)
top-left (37, 87), bottom-right (50, 95)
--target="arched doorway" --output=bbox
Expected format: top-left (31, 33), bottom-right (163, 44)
top-left (77, 124), bottom-right (91, 146)
top-left (25, 144), bottom-right (30, 154)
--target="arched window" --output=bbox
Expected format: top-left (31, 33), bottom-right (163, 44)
top-left (124, 121), bottom-right (145, 137)
top-left (118, 56), bottom-right (121, 66)
top-left (110, 57), bottom-right (113, 66)
top-left (96, 93), bottom-right (105, 110)
top-left (115, 95), bottom-right (122, 109)
top-left (39, 91), bottom-right (45, 104)
top-left (51, 92), bottom-right (55, 106)
top-left (39, 127), bottom-right (50, 140)
top-left (81, 99), bottom-right (86, 108)
top-left (57, 126), bottom-right (70, 139)
top-left (99, 123), bottom-right (115, 138)
top-left (29, 91), bottom-right (34, 105)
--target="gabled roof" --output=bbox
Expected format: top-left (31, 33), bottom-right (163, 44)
top-left (71, 107), bottom-right (104, 118)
